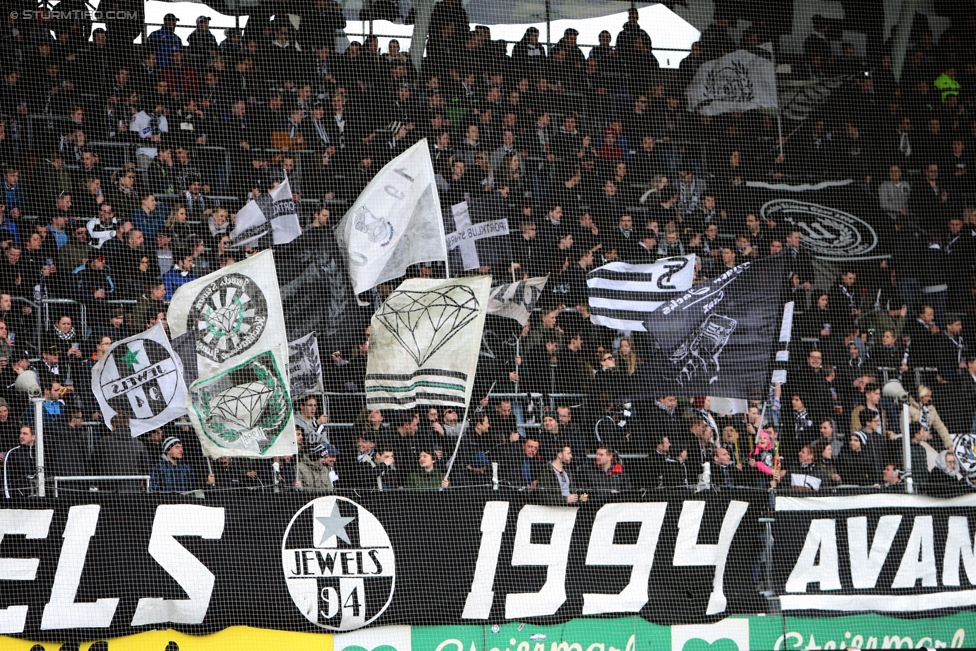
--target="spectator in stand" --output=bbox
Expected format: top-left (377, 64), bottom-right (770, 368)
top-left (3, 425), bottom-right (36, 497)
top-left (91, 415), bottom-right (152, 490)
top-left (407, 449), bottom-right (449, 489)
top-left (537, 443), bottom-right (588, 505)
top-left (150, 436), bottom-right (195, 492)
top-left (298, 443), bottom-right (339, 492)
top-left (162, 249), bottom-right (198, 300)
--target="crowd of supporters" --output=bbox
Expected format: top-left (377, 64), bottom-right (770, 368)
top-left (2, 0), bottom-right (976, 498)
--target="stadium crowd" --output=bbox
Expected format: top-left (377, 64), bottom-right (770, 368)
top-left (2, 0), bottom-right (976, 499)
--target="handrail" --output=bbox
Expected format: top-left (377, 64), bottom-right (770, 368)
top-left (54, 475), bottom-right (151, 496)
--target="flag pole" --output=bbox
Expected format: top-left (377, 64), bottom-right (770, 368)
top-left (442, 402), bottom-right (471, 488)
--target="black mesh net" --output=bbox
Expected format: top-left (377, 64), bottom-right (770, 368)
top-left (1, 0), bottom-right (976, 648)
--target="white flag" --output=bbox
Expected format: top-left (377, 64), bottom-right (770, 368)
top-left (228, 176), bottom-right (302, 248)
top-left (686, 48), bottom-right (778, 116)
top-left (288, 332), bottom-right (324, 398)
top-left (168, 250), bottom-right (297, 458)
top-left (487, 276), bottom-right (548, 326)
top-left (365, 276), bottom-right (490, 410)
top-left (90, 323), bottom-right (187, 436)
top-left (336, 139), bottom-right (448, 295)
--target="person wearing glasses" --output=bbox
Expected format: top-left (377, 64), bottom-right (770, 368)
top-left (87, 202), bottom-right (118, 249)
top-left (590, 350), bottom-right (623, 399)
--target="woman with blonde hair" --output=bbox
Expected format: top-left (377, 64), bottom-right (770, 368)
top-left (166, 204), bottom-right (198, 243)
top-left (616, 337), bottom-right (643, 375)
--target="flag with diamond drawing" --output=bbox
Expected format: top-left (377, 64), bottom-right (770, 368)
top-left (365, 276), bottom-right (491, 410)
top-left (90, 323), bottom-right (188, 437)
top-left (186, 349), bottom-right (297, 458)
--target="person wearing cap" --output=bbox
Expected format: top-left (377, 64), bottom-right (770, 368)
top-left (298, 443), bottom-right (340, 492)
top-left (150, 436), bottom-right (194, 492)
top-left (188, 16), bottom-right (218, 60)
top-left (148, 13), bottom-right (184, 69)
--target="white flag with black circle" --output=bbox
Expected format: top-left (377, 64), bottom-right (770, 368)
top-left (167, 249), bottom-right (289, 379)
top-left (228, 175), bottom-right (302, 248)
top-left (365, 276), bottom-right (490, 410)
top-left (335, 139), bottom-right (448, 295)
top-left (686, 48), bottom-right (778, 116)
top-left (288, 332), bottom-right (324, 398)
top-left (90, 323), bottom-right (188, 436)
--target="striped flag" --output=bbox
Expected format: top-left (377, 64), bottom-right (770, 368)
top-left (586, 255), bottom-right (696, 331)
top-left (365, 276), bottom-right (491, 410)
top-left (487, 276), bottom-right (548, 326)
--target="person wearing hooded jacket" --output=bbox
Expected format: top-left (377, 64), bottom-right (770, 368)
top-left (928, 450), bottom-right (965, 496)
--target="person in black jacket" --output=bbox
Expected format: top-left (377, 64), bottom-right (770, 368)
top-left (838, 430), bottom-right (881, 486)
top-left (712, 446), bottom-right (744, 489)
top-left (3, 424), bottom-right (36, 497)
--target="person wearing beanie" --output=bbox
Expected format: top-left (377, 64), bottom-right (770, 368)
top-left (838, 423), bottom-right (882, 486)
top-left (149, 435), bottom-right (194, 492)
top-left (298, 442), bottom-right (339, 492)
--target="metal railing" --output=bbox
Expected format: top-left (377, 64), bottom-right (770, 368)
top-left (54, 475), bottom-right (151, 496)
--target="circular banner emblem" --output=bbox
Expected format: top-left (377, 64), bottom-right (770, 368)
top-left (187, 273), bottom-right (268, 362)
top-left (953, 433), bottom-right (976, 478)
top-left (281, 496), bottom-right (395, 631)
top-left (98, 338), bottom-right (181, 419)
top-left (761, 198), bottom-right (880, 260)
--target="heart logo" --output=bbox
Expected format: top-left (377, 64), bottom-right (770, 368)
top-left (375, 284), bottom-right (481, 366)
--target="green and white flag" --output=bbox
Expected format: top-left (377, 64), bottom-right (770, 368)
top-left (365, 276), bottom-right (491, 410)
top-left (90, 323), bottom-right (187, 436)
top-left (186, 350), bottom-right (295, 458)
top-left (169, 249), bottom-right (297, 457)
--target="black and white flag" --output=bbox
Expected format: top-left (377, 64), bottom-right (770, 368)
top-left (288, 332), bottom-right (324, 398)
top-left (686, 47), bottom-right (778, 116)
top-left (365, 276), bottom-right (491, 410)
top-left (90, 323), bottom-right (188, 436)
top-left (628, 254), bottom-right (790, 399)
top-left (586, 255), bottom-right (696, 332)
top-left (487, 276), bottom-right (548, 326)
top-left (228, 176), bottom-right (302, 248)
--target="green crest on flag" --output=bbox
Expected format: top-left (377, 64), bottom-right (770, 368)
top-left (189, 350), bottom-right (292, 454)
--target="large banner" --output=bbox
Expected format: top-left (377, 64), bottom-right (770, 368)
top-left (745, 180), bottom-right (888, 262)
top-left (0, 491), bottom-right (761, 641)
top-left (773, 493), bottom-right (976, 615)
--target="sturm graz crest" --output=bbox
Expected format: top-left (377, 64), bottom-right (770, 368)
top-left (189, 350), bottom-right (291, 454)
top-left (954, 433), bottom-right (976, 478)
top-left (282, 496), bottom-right (395, 631)
top-left (99, 338), bottom-right (181, 419)
top-left (188, 272), bottom-right (268, 362)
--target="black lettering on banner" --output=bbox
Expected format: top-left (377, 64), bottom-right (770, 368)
top-left (657, 257), bottom-right (690, 290)
top-left (385, 185), bottom-right (405, 200)
top-left (394, 168), bottom-right (414, 182)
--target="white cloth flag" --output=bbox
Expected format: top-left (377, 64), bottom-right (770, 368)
top-left (686, 48), bottom-right (778, 116)
top-left (228, 176), bottom-right (302, 248)
top-left (587, 255), bottom-right (695, 332)
top-left (168, 250), bottom-right (297, 458)
top-left (336, 139), bottom-right (448, 295)
top-left (288, 332), bottom-right (324, 398)
top-left (90, 323), bottom-right (187, 436)
top-left (487, 276), bottom-right (548, 326)
top-left (365, 276), bottom-right (491, 410)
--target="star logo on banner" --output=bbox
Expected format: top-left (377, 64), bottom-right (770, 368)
top-left (120, 345), bottom-right (141, 372)
top-left (317, 503), bottom-right (355, 546)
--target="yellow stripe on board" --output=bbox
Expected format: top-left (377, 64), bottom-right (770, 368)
top-left (1, 626), bottom-right (334, 651)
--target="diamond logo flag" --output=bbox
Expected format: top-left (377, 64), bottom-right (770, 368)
top-left (335, 139), bottom-right (448, 295)
top-left (228, 175), bottom-right (302, 248)
top-left (365, 276), bottom-right (491, 410)
top-left (288, 332), bottom-right (324, 398)
top-left (186, 350), bottom-right (295, 457)
top-left (90, 323), bottom-right (187, 436)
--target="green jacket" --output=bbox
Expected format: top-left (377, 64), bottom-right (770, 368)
top-left (407, 468), bottom-right (446, 490)
top-left (536, 463), bottom-right (583, 505)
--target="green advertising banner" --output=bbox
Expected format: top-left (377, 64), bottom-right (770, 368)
top-left (408, 613), bottom-right (976, 651)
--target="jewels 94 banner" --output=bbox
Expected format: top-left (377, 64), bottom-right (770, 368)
top-left (0, 490), bottom-right (762, 642)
